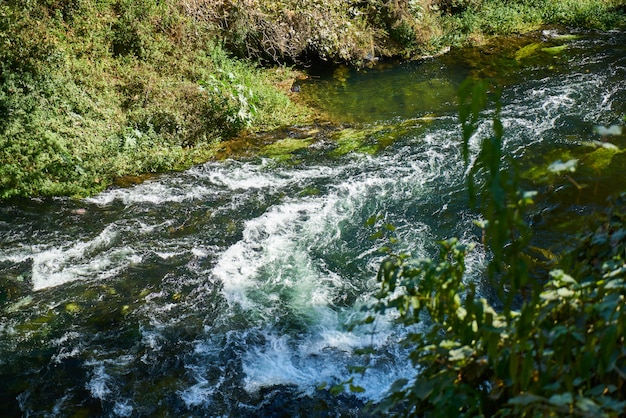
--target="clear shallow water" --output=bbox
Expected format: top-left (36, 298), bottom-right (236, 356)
top-left (1, 30), bottom-right (625, 416)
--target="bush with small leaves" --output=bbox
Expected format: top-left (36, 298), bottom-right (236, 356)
top-left (353, 80), bottom-right (626, 417)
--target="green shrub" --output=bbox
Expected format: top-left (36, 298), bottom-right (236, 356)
top-left (541, 0), bottom-right (621, 30)
top-left (438, 0), bottom-right (624, 47)
top-left (1, 0), bottom-right (623, 198)
top-left (0, 1), bottom-right (310, 198)
top-left (187, 0), bottom-right (380, 64)
top-left (434, 0), bottom-right (483, 15)
top-left (477, 2), bottom-right (542, 35)
top-left (351, 80), bottom-right (626, 417)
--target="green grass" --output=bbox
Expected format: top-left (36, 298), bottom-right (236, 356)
top-left (0, 0), bottom-right (310, 198)
top-left (437, 0), bottom-right (624, 46)
top-left (1, 0), bottom-right (624, 198)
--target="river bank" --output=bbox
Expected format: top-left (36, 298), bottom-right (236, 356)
top-left (1, 29), bottom-right (624, 416)
top-left (1, 0), bottom-right (624, 199)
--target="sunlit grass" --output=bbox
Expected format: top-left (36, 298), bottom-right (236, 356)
top-left (0, 0), bottom-right (623, 198)
top-left (0, 0), bottom-right (312, 198)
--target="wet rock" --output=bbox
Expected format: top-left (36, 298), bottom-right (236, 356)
top-left (0, 259), bottom-right (33, 305)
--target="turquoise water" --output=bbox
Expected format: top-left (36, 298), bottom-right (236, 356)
top-left (0, 30), bottom-right (624, 416)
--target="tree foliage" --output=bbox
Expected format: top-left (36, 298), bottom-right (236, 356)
top-left (360, 80), bottom-right (626, 417)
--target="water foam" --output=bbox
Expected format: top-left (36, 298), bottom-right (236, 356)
top-left (86, 178), bottom-right (217, 206)
top-left (86, 363), bottom-right (113, 399)
top-left (25, 224), bottom-right (140, 290)
top-left (191, 160), bottom-right (336, 191)
top-left (205, 140), bottom-right (465, 402)
top-left (212, 196), bottom-right (347, 312)
top-left (2, 31), bottom-right (624, 417)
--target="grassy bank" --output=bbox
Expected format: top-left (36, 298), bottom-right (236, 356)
top-left (0, 0), bottom-right (311, 198)
top-left (1, 0), bottom-right (624, 198)
top-left (201, 0), bottom-right (625, 63)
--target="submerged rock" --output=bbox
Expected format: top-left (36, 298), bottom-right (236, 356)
top-left (0, 260), bottom-right (33, 305)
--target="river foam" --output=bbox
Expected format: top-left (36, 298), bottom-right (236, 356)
top-left (2, 31), bottom-right (624, 417)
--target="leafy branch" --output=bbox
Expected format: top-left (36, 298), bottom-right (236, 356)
top-left (352, 79), bottom-right (626, 417)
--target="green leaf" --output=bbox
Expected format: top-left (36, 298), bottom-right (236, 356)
top-left (349, 383), bottom-right (366, 393)
top-left (365, 215), bottom-right (377, 227)
top-left (449, 346), bottom-right (473, 362)
top-left (520, 190), bottom-right (538, 205)
top-left (540, 289), bottom-right (558, 301)
top-left (543, 382), bottom-right (561, 392)
top-left (389, 378), bottom-right (409, 393)
top-left (439, 340), bottom-right (460, 349)
top-left (549, 393), bottom-right (573, 406)
top-left (542, 44), bottom-right (568, 55)
top-left (515, 42), bottom-right (541, 60)
top-left (509, 354), bottom-right (519, 381)
top-left (412, 379), bottom-right (434, 400)
top-left (599, 325), bottom-right (618, 374)
top-left (556, 287), bottom-right (575, 298)
top-left (330, 383), bottom-right (345, 396)
top-left (354, 347), bottom-right (376, 356)
top-left (369, 230), bottom-right (384, 240)
top-left (508, 394), bottom-right (545, 406)
top-left (520, 352), bottom-right (534, 389)
top-left (549, 269), bottom-right (578, 286)
top-left (385, 223), bottom-right (397, 232)
top-left (576, 397), bottom-right (601, 414)
top-left (604, 268), bottom-right (626, 280)
top-left (347, 365), bottom-right (367, 375)
top-left (597, 395), bottom-right (626, 412)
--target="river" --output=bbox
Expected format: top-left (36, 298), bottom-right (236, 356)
top-left (0, 30), bottom-right (624, 416)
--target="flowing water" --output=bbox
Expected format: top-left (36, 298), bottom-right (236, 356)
top-left (1, 30), bottom-right (625, 417)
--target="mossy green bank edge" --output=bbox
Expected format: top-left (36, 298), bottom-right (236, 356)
top-left (1, 0), bottom-right (624, 198)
